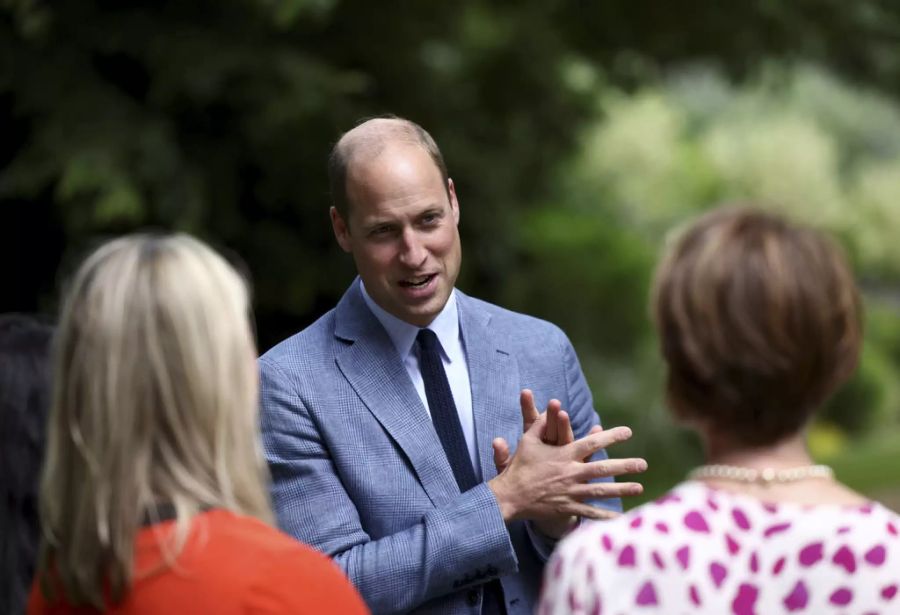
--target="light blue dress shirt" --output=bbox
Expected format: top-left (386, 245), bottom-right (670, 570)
top-left (360, 283), bottom-right (480, 476)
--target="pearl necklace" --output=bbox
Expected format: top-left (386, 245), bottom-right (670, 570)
top-left (688, 464), bottom-right (834, 485)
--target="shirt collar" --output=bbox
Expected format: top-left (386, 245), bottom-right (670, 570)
top-left (360, 281), bottom-right (460, 361)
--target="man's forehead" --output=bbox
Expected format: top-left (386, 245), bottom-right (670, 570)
top-left (348, 159), bottom-right (443, 206)
top-left (337, 120), bottom-right (447, 218)
top-left (345, 143), bottom-right (444, 196)
top-left (344, 156), bottom-right (447, 223)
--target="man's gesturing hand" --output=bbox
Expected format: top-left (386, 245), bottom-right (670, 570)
top-left (488, 413), bottom-right (646, 523)
top-left (491, 390), bottom-right (588, 474)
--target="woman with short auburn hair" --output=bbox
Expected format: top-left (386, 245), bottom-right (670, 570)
top-left (30, 234), bottom-right (367, 614)
top-left (540, 207), bottom-right (900, 614)
top-left (655, 206), bottom-right (862, 447)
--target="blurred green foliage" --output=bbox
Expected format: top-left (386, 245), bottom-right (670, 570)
top-left (3, 0), bottom-right (900, 501)
top-left (5, 0), bottom-right (900, 344)
top-left (1, 0), bottom-right (605, 344)
top-left (512, 65), bottom-right (900, 500)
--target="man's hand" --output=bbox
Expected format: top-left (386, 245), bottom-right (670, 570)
top-left (488, 413), bottom-right (646, 527)
top-left (491, 390), bottom-right (612, 537)
top-left (492, 390), bottom-right (597, 472)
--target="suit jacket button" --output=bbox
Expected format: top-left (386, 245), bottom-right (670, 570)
top-left (466, 589), bottom-right (480, 607)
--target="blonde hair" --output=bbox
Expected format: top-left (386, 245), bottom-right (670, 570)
top-left (37, 234), bottom-right (273, 608)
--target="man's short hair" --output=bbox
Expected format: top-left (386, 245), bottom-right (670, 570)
top-left (327, 116), bottom-right (450, 219)
top-left (651, 206), bottom-right (862, 446)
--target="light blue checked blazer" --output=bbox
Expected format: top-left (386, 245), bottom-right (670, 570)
top-left (259, 279), bottom-right (620, 614)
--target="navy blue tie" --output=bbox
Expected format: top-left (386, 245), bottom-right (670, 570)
top-left (417, 329), bottom-right (507, 614)
top-left (416, 328), bottom-right (478, 492)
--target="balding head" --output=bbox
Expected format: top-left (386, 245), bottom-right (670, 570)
top-left (328, 117), bottom-right (450, 218)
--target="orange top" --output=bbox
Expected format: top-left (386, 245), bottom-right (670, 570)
top-left (29, 509), bottom-right (369, 615)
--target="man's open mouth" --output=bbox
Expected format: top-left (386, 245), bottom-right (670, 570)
top-left (399, 274), bottom-right (436, 288)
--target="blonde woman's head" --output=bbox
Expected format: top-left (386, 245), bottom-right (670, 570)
top-left (39, 234), bottom-right (272, 607)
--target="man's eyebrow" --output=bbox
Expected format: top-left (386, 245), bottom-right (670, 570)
top-left (357, 212), bottom-right (392, 225)
top-left (361, 219), bottom-right (393, 230)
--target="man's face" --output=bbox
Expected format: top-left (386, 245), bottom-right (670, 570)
top-left (331, 144), bottom-right (462, 327)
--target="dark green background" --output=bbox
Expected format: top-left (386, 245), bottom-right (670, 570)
top-left (5, 0), bottom-right (900, 504)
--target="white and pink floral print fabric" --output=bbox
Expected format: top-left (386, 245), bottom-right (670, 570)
top-left (540, 481), bottom-right (900, 615)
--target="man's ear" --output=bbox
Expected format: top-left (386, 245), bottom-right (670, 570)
top-left (330, 207), bottom-right (352, 253)
top-left (448, 178), bottom-right (460, 225)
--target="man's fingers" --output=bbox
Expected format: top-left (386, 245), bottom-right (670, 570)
top-left (562, 503), bottom-right (622, 521)
top-left (545, 399), bottom-right (561, 444)
top-left (582, 425), bottom-right (604, 460)
top-left (569, 425), bottom-right (633, 459)
top-left (556, 410), bottom-right (575, 445)
top-left (492, 437), bottom-right (511, 472)
top-left (569, 480), bottom-right (645, 501)
top-left (578, 457), bottom-right (648, 480)
top-left (519, 389), bottom-right (540, 431)
top-left (524, 410), bottom-right (548, 437)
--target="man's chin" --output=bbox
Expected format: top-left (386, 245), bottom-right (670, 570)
top-left (392, 299), bottom-right (444, 327)
top-left (402, 309), bottom-right (440, 327)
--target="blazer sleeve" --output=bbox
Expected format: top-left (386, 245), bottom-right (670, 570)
top-left (560, 333), bottom-right (623, 514)
top-left (521, 331), bottom-right (623, 563)
top-left (259, 357), bottom-right (519, 615)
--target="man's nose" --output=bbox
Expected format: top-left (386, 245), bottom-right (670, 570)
top-left (398, 229), bottom-right (427, 267)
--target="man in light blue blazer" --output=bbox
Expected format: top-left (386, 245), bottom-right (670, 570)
top-left (259, 117), bottom-right (646, 614)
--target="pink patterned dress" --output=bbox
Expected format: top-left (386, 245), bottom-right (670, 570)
top-left (539, 481), bottom-right (900, 614)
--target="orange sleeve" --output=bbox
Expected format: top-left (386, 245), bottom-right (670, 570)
top-left (244, 546), bottom-right (369, 615)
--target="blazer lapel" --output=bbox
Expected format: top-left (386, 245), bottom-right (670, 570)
top-left (457, 291), bottom-right (521, 483)
top-left (333, 280), bottom-right (460, 506)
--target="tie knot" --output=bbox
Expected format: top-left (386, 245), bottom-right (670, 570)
top-left (416, 328), bottom-right (439, 353)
